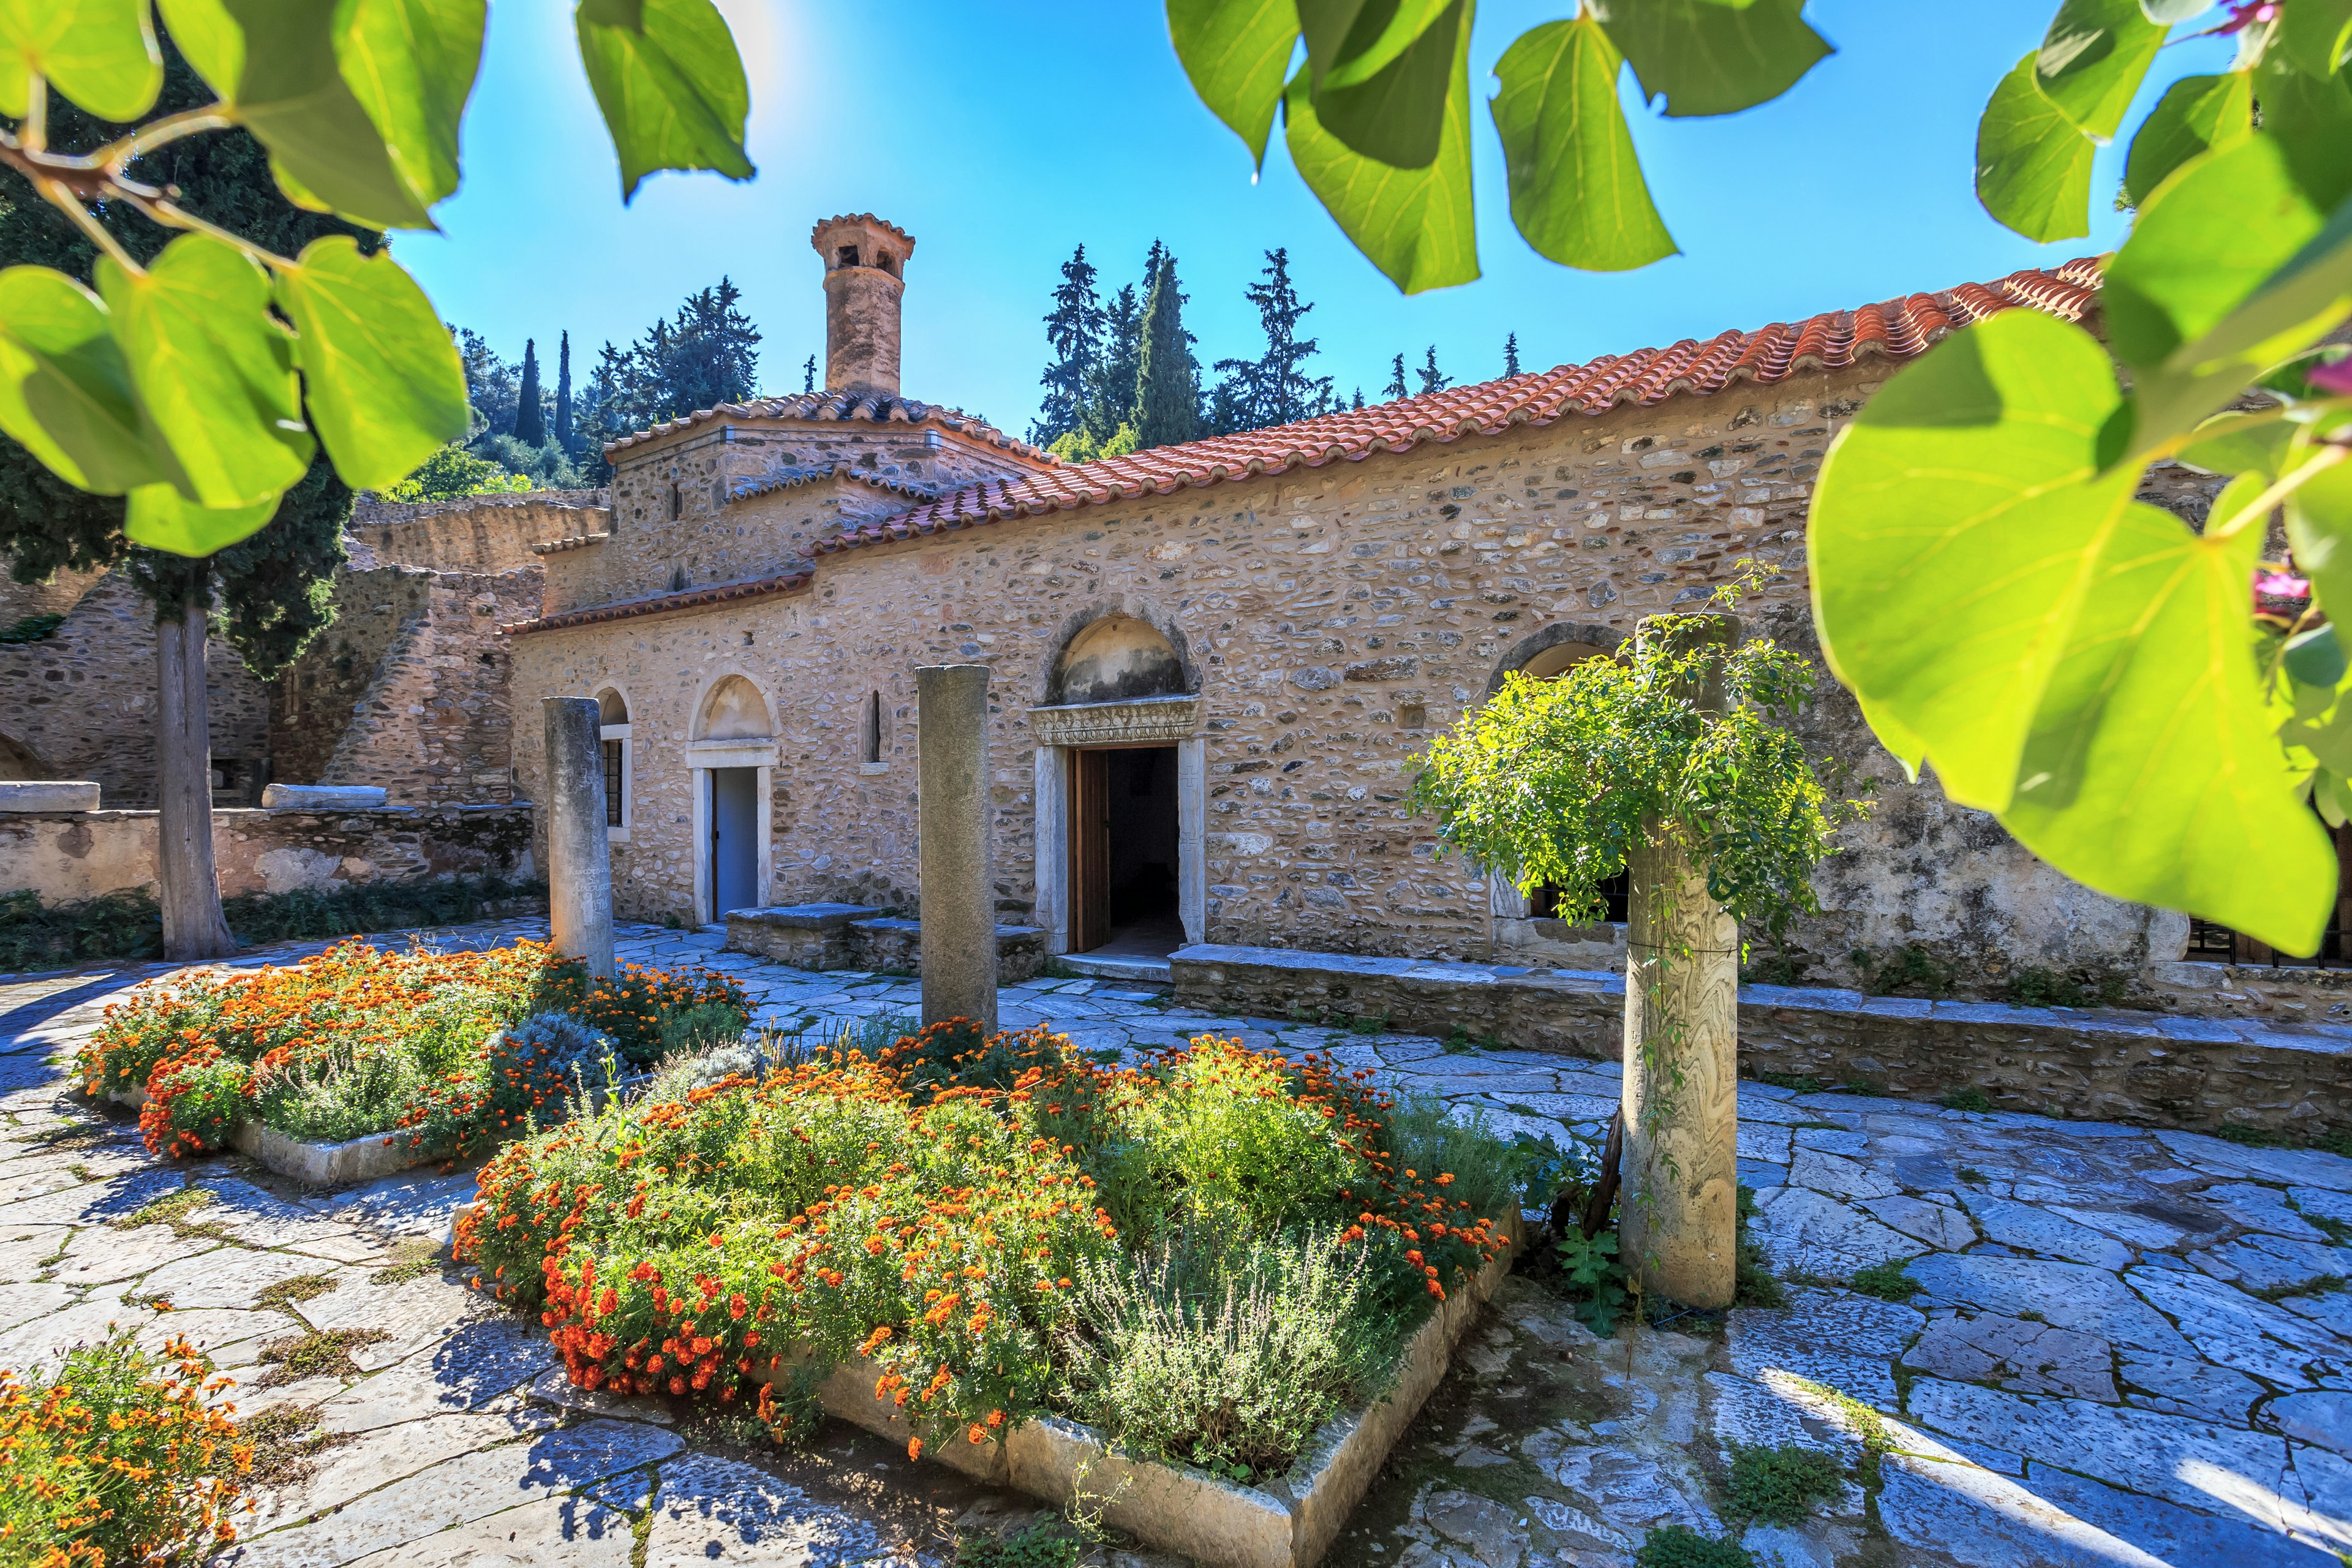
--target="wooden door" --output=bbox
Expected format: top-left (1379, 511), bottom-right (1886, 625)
top-left (1070, 748), bottom-right (1112, 952)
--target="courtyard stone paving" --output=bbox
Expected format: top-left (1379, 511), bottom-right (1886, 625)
top-left (1, 919), bottom-right (2348, 1566)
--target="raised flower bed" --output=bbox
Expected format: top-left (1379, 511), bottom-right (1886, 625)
top-left (454, 1022), bottom-right (1532, 1568)
top-left (77, 939), bottom-right (748, 1185)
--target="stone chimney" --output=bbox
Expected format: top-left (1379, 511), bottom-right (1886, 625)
top-left (810, 214), bottom-right (914, 396)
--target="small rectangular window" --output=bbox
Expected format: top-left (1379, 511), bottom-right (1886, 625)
top-left (862, 691), bottom-right (883, 766)
top-left (602, 739), bottom-right (624, 826)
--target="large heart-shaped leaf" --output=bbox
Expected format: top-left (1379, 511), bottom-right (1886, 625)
top-left (2253, 51), bottom-right (2352, 214)
top-left (0, 265), bottom-right (170, 494)
top-left (2033, 0), bottom-right (2165, 139)
top-left (576, 0), bottom-right (754, 202)
top-left (332, 0), bottom-right (487, 211)
top-left (0, 0), bottom-right (162, 121)
top-left (274, 236), bottom-right (469, 491)
top-left (1811, 306), bottom-right (2335, 953)
top-left (2106, 137), bottom-right (2352, 456)
top-left (1587, 0), bottom-right (1831, 119)
top-left (1166, 0), bottom-right (1299, 168)
top-left (97, 233), bottom-right (312, 510)
top-left (124, 481), bottom-right (279, 556)
top-left (2277, 0), bottom-right (2352, 78)
top-left (1490, 17), bottom-right (1677, 272)
top-left (2121, 72), bottom-right (2251, 208)
top-left (1303, 0), bottom-right (1450, 90)
top-left (158, 0), bottom-right (437, 230)
top-left (1303, 0), bottom-right (1463, 171)
top-left (1975, 52), bottom-right (2096, 242)
top-left (1283, 0), bottom-right (1477, 293)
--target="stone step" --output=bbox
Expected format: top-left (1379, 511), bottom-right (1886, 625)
top-left (1055, 952), bottom-right (1174, 986)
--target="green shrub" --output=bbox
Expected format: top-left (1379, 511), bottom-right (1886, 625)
top-left (1848, 1259), bottom-right (1920, 1301)
top-left (1553, 1227), bottom-right (1629, 1334)
top-left (1850, 944), bottom-right (1953, 999)
top-left (1939, 1086), bottom-right (1995, 1114)
top-left (659, 1001), bottom-right (750, 1058)
top-left (251, 1042), bottom-right (424, 1144)
top-left (1122, 1044), bottom-right (1360, 1236)
top-left (1381, 1096), bottom-right (1532, 1223)
top-left (2005, 965), bottom-right (2127, 1009)
top-left (1724, 1442), bottom-right (1847, 1525)
top-left (957, 1520), bottom-right (1082, 1568)
top-left (0, 611), bottom-right (63, 643)
top-left (0, 888), bottom-right (162, 974)
top-left (1058, 1228), bottom-right (1398, 1483)
top-left (1636, 1525), bottom-right (1754, 1568)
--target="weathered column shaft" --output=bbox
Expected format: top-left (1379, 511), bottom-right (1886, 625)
top-left (918, 665), bottom-right (996, 1028)
top-left (542, 696), bottom-right (615, 978)
top-left (1618, 611), bottom-right (1741, 1310)
top-left (1618, 831), bottom-right (1741, 1307)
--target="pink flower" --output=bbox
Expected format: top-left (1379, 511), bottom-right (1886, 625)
top-left (2307, 358), bottom-right (2352, 398)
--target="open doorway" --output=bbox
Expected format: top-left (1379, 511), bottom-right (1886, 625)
top-left (1070, 745), bottom-right (1182, 957)
top-left (707, 767), bottom-right (760, 919)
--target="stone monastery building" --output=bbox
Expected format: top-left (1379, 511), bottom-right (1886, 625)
top-left (503, 214), bottom-right (2230, 998)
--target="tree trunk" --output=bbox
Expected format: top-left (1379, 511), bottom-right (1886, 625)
top-left (155, 600), bottom-right (236, 961)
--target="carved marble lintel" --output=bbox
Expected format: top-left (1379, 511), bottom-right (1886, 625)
top-left (1027, 695), bottom-right (1200, 747)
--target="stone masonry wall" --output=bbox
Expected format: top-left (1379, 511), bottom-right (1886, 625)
top-left (349, 491), bottom-right (608, 573)
top-left (0, 571), bottom-right (270, 805)
top-left (0, 805), bottom-right (533, 903)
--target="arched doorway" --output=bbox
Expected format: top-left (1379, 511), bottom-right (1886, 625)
top-left (1031, 612), bottom-right (1204, 964)
top-left (691, 674), bottom-right (774, 923)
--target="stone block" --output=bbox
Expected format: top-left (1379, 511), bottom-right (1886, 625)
top-left (262, 783), bottom-right (389, 809)
top-left (0, 781), bottom-right (97, 812)
top-left (725, 907), bottom-right (1045, 984)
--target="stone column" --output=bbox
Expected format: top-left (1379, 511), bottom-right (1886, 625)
top-left (542, 697), bottom-right (615, 978)
top-left (918, 665), bottom-right (995, 1028)
top-left (1617, 613), bottom-right (1741, 1310)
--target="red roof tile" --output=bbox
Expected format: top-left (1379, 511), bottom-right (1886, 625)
top-left (815, 258), bottom-right (2103, 557)
top-left (602, 389), bottom-right (1057, 464)
top-left (502, 570), bottom-right (812, 638)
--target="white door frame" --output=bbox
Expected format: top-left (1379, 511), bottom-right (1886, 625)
top-left (688, 739), bottom-right (775, 925)
top-left (1032, 736), bottom-right (1204, 954)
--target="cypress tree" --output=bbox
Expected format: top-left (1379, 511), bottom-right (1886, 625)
top-left (1351, 387), bottom-right (1365, 410)
top-left (554, 331), bottom-right (574, 452)
top-left (1134, 249), bottom-right (1201, 450)
top-left (1088, 279), bottom-right (1145, 443)
top-left (513, 338), bottom-right (546, 446)
top-left (1418, 345), bottom-right (1450, 395)
top-left (1504, 332), bottom-right (1522, 377)
top-left (1384, 354), bottom-right (1409, 401)
top-left (1031, 245), bottom-right (1103, 445)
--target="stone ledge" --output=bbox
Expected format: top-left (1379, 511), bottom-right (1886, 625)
top-left (1169, 944), bottom-right (2352, 1136)
top-left (725, 905), bottom-right (1044, 982)
top-left (0, 781), bottom-right (99, 813)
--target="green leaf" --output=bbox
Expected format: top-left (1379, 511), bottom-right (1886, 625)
top-left (1166, 0), bottom-right (1299, 168)
top-left (2285, 625), bottom-right (2348, 688)
top-left (124, 482), bottom-right (278, 556)
top-left (97, 233), bottom-right (312, 510)
top-left (2317, 768), bottom-right (2352, 829)
top-left (159, 0), bottom-right (437, 230)
top-left (2253, 51), bottom-right (2352, 213)
top-left (1811, 309), bottom-right (2142, 813)
top-left (2140, 0), bottom-right (2211, 20)
top-left (2106, 138), bottom-right (2352, 456)
top-left (273, 236), bottom-right (467, 491)
top-left (0, 0), bottom-right (162, 121)
top-left (1490, 17), bottom-right (1676, 273)
top-left (1975, 52), bottom-right (2097, 242)
top-left (2286, 442), bottom-right (2352, 624)
top-left (1284, 1), bottom-right (1477, 294)
top-left (331, 0), bottom-right (486, 211)
top-left (0, 265), bottom-right (169, 494)
top-left (1302, 0), bottom-right (1463, 170)
top-left (1587, 0), bottom-right (1831, 119)
top-left (2176, 408), bottom-right (2294, 477)
top-left (1811, 306), bottom-right (2334, 955)
top-left (2277, 0), bottom-right (2352, 78)
top-left (1999, 496), bottom-right (2334, 956)
top-left (2033, 0), bottom-right (2165, 139)
top-left (1305, 0), bottom-right (1450, 89)
top-left (1858, 692), bottom-right (1926, 782)
top-left (575, 0), bottom-right (754, 202)
top-left (2121, 72), bottom-right (2252, 208)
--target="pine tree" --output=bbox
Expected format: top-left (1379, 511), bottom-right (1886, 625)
top-left (455, 328), bottom-right (518, 437)
top-left (1134, 248), bottom-right (1201, 451)
top-left (1210, 248), bottom-right (1332, 432)
top-left (0, 24), bottom-right (354, 958)
top-left (513, 339), bottom-right (546, 446)
top-left (1031, 245), bottom-right (1103, 446)
top-left (554, 331), bottom-right (574, 453)
top-left (1352, 388), bottom-right (1365, 410)
top-left (1383, 354), bottom-right (1409, 401)
top-left (804, 355), bottom-right (818, 393)
top-left (1504, 332), bottom-right (1522, 378)
top-left (1418, 346), bottom-right (1450, 396)
top-left (1088, 279), bottom-right (1145, 442)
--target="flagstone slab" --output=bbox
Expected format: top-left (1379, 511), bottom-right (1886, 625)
top-left (2128, 1266), bottom-right (2352, 1385)
top-left (1787, 1147), bottom-right (1899, 1200)
top-left (48, 1221), bottom-right (221, 1287)
top-left (2199, 1183), bottom-right (2332, 1243)
top-left (1860, 1196), bottom-right (1977, 1252)
top-left (643, 1452), bottom-right (916, 1568)
top-left (317, 1319), bottom-right (557, 1434)
top-left (338, 1495), bottom-right (637, 1568)
top-left (138, 1246), bottom-right (343, 1312)
top-left (0, 1293), bottom-right (156, 1374)
top-left (1746, 1188), bottom-right (1920, 1280)
top-left (244, 1408), bottom-right (571, 1537)
top-left (1958, 1196), bottom-right (2136, 1268)
top-left (2157, 1133), bottom-right (2352, 1193)
top-left (2267, 1390), bottom-right (2352, 1454)
top-left (2117, 1351), bottom-right (2267, 1423)
top-left (2048, 1204), bottom-right (2189, 1250)
top-left (0, 1280), bottom-right (70, 1331)
top-left (1904, 1313), bottom-right (2116, 1403)
top-left (1727, 1287), bottom-right (1920, 1410)
top-left (2192, 1233), bottom-right (2352, 1294)
top-left (1905, 1254), bottom-right (2193, 1356)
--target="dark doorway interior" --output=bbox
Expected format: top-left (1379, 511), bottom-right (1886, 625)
top-left (709, 766), bottom-right (760, 919)
top-left (1071, 745), bottom-right (1182, 957)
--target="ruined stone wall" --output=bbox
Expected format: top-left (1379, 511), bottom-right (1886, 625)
top-left (273, 566), bottom-right (534, 804)
top-left (349, 491), bottom-right (608, 573)
top-left (0, 572), bottom-right (269, 804)
top-left (0, 804), bottom-right (533, 902)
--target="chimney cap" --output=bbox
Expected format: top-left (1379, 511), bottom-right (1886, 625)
top-left (810, 213), bottom-right (916, 268)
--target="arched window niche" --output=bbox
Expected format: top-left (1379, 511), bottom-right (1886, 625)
top-left (688, 673), bottom-right (777, 924)
top-left (594, 687), bottom-right (632, 837)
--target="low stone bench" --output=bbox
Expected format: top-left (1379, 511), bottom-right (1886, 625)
top-left (1169, 943), bottom-right (2352, 1137)
top-left (726, 903), bottom-right (1045, 984)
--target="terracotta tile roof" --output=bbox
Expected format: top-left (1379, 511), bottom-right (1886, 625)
top-left (729, 465), bottom-right (942, 505)
top-left (815, 258), bottom-right (2104, 557)
top-left (603, 389), bottom-right (1057, 464)
top-left (502, 570), bottom-right (812, 637)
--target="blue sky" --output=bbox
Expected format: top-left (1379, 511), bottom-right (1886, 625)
top-left (397, 2), bottom-right (2234, 439)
